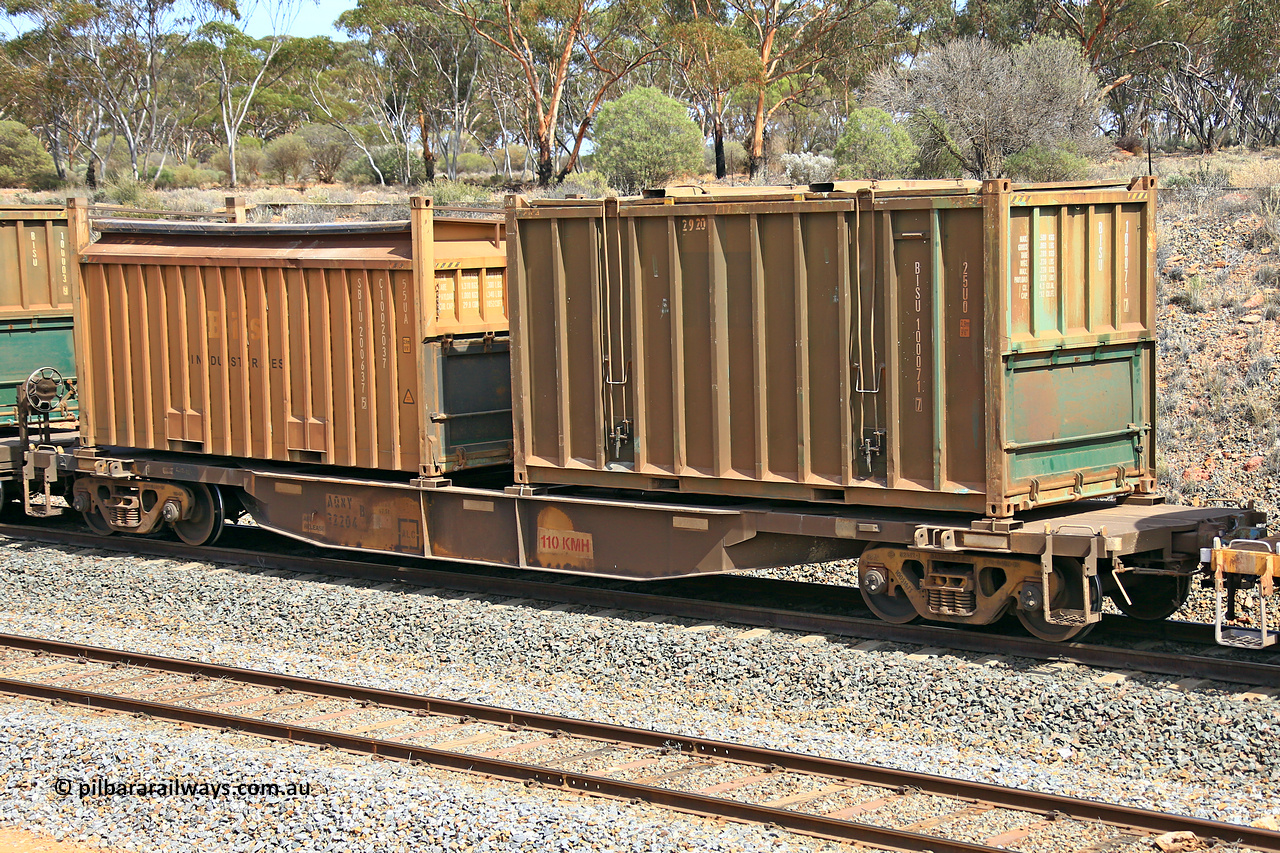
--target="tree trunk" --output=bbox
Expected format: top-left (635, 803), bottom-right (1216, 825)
top-left (535, 130), bottom-right (555, 186)
top-left (748, 91), bottom-right (767, 178)
top-left (713, 117), bottom-right (726, 179)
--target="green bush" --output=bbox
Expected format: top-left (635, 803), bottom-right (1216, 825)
top-left (370, 145), bottom-right (410, 185)
top-left (0, 121), bottom-right (58, 189)
top-left (99, 178), bottom-right (163, 209)
top-left (1004, 144), bottom-right (1091, 182)
top-left (532, 169), bottom-right (615, 199)
top-left (834, 107), bottom-right (918, 180)
top-left (264, 133), bottom-right (313, 184)
top-left (338, 156), bottom-right (375, 185)
top-left (593, 87), bottom-right (704, 193)
top-left (703, 140), bottom-right (749, 175)
top-left (1163, 162), bottom-right (1233, 189)
top-left (418, 178), bottom-right (495, 206)
top-left (455, 152), bottom-right (492, 174)
top-left (154, 163), bottom-right (223, 189)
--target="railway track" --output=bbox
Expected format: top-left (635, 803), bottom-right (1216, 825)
top-left (2, 521), bottom-right (1278, 690)
top-left (1, 632), bottom-right (1276, 853)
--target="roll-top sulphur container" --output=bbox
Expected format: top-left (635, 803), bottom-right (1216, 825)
top-left (73, 198), bottom-right (510, 475)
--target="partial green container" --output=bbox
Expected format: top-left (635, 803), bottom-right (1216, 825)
top-left (0, 205), bottom-right (78, 427)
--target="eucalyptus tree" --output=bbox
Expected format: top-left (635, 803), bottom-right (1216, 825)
top-left (340, 0), bottom-right (489, 182)
top-left (448, 0), bottom-right (663, 185)
top-left (193, 0), bottom-right (329, 187)
top-left (666, 0), bottom-right (754, 178)
top-left (307, 41), bottom-right (400, 183)
top-left (2, 0), bottom-right (235, 182)
top-left (726, 0), bottom-right (904, 177)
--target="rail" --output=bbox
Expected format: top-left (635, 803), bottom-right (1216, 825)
top-left (2, 633), bottom-right (1275, 852)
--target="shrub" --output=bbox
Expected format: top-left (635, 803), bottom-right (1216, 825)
top-left (833, 107), bottom-right (917, 180)
top-left (211, 137), bottom-right (264, 186)
top-left (703, 140), bottom-right (749, 175)
top-left (781, 151), bottom-right (836, 184)
top-left (299, 125), bottom-right (351, 183)
top-left (1115, 134), bottom-right (1144, 154)
top-left (455, 152), bottom-right (492, 174)
top-left (0, 121), bottom-right (58, 189)
top-left (419, 179), bottom-right (495, 206)
top-left (1163, 162), bottom-right (1232, 189)
top-left (154, 163), bottom-right (223, 189)
top-left (871, 37), bottom-right (1100, 179)
top-left (263, 134), bottom-right (313, 184)
top-left (593, 87), bottom-right (705, 193)
top-left (1168, 274), bottom-right (1210, 313)
top-left (100, 178), bottom-right (162, 209)
top-left (369, 145), bottom-right (410, 185)
top-left (1004, 144), bottom-right (1091, 182)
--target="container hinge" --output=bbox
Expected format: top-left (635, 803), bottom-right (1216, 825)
top-left (482, 331), bottom-right (495, 351)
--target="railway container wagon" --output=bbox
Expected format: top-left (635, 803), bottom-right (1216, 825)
top-left (508, 178), bottom-right (1158, 518)
top-left (34, 184), bottom-right (1264, 645)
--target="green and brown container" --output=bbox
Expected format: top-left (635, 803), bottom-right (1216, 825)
top-left (507, 178), bottom-right (1157, 517)
top-left (0, 205), bottom-right (79, 427)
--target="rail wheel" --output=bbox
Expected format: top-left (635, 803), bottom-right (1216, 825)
top-left (1016, 558), bottom-right (1097, 642)
top-left (82, 506), bottom-right (115, 536)
top-left (859, 557), bottom-right (920, 624)
top-left (172, 483), bottom-right (225, 547)
top-left (1111, 573), bottom-right (1192, 621)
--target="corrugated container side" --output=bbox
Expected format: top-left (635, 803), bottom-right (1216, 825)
top-left (510, 179), bottom-right (1157, 517)
top-left (0, 205), bottom-right (79, 426)
top-left (418, 206), bottom-right (508, 338)
top-left (76, 201), bottom-right (511, 473)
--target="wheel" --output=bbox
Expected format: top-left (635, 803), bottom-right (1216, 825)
top-left (859, 559), bottom-right (920, 624)
top-left (172, 483), bottom-right (225, 546)
top-left (82, 506), bottom-right (115, 536)
top-left (1016, 558), bottom-right (1097, 642)
top-left (1111, 573), bottom-right (1192, 621)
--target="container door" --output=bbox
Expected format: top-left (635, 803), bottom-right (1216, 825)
top-left (886, 206), bottom-right (987, 494)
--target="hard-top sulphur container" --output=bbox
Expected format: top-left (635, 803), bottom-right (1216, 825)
top-left (507, 178), bottom-right (1156, 517)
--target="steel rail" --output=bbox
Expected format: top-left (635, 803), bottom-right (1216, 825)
top-left (2, 633), bottom-right (1278, 852)
top-left (1, 523), bottom-right (1277, 688)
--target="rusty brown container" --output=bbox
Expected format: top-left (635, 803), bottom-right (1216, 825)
top-left (508, 178), bottom-right (1157, 517)
top-left (74, 199), bottom-right (510, 474)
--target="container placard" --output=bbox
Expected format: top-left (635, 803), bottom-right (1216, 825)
top-left (537, 527), bottom-right (594, 561)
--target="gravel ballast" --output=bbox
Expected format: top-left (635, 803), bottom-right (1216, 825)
top-left (2, 697), bottom-right (844, 852)
top-left (1, 538), bottom-right (1279, 850)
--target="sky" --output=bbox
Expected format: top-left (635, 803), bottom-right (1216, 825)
top-left (239, 0), bottom-right (358, 40)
